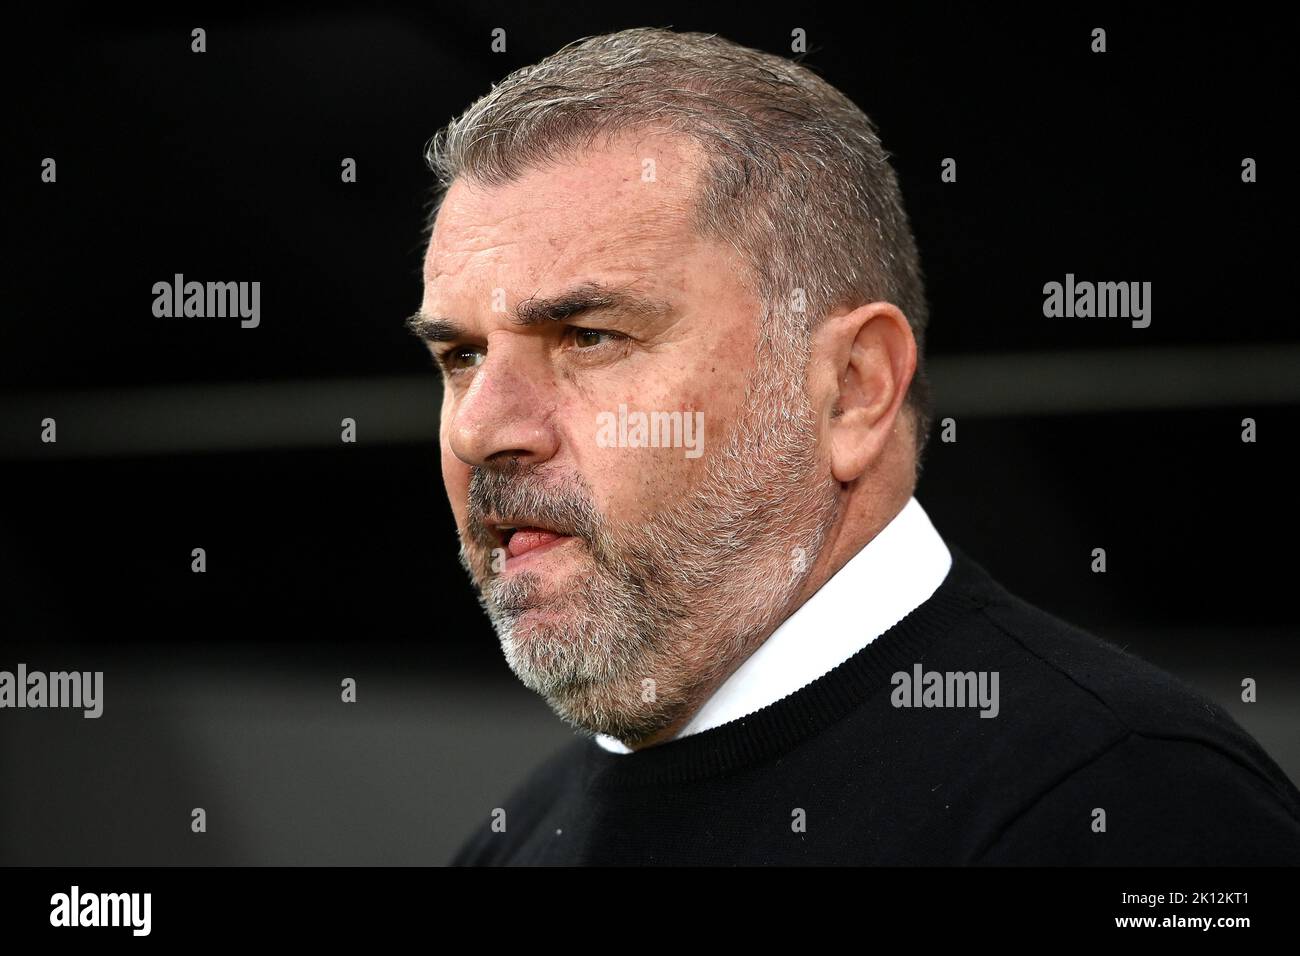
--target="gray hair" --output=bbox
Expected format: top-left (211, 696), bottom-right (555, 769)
top-left (423, 27), bottom-right (933, 469)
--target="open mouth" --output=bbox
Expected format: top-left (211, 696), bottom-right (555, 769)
top-left (491, 521), bottom-right (574, 560)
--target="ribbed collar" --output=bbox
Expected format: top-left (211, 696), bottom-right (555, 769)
top-left (579, 544), bottom-right (992, 788)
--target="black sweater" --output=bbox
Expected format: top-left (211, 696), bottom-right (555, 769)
top-left (450, 545), bottom-right (1300, 865)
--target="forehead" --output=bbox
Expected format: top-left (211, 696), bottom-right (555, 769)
top-left (423, 131), bottom-right (706, 291)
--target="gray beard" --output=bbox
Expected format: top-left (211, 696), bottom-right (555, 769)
top-left (457, 338), bottom-right (841, 744)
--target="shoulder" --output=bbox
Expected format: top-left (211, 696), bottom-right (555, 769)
top-left (976, 729), bottom-right (1300, 863)
top-left (967, 547), bottom-right (1287, 778)
top-left (947, 548), bottom-right (1300, 863)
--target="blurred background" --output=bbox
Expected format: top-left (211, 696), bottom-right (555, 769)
top-left (2, 4), bottom-right (1295, 864)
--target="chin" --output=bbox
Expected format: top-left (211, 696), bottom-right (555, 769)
top-left (500, 620), bottom-right (591, 688)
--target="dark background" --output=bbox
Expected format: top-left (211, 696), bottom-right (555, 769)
top-left (2, 4), bottom-right (1295, 864)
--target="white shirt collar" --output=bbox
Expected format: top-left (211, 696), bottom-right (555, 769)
top-left (596, 496), bottom-right (952, 754)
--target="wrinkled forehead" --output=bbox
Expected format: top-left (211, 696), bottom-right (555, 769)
top-left (423, 132), bottom-right (707, 291)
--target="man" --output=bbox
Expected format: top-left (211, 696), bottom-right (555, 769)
top-left (408, 28), bottom-right (1300, 864)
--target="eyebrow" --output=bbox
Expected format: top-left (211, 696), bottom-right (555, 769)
top-left (405, 281), bottom-right (672, 343)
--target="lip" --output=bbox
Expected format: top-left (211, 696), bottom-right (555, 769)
top-left (486, 516), bottom-right (560, 541)
top-left (502, 533), bottom-right (577, 571)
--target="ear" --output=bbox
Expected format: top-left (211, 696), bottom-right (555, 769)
top-left (810, 301), bottom-right (917, 484)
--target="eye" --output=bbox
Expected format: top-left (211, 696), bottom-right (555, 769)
top-left (567, 327), bottom-right (625, 350)
top-left (435, 328), bottom-right (627, 376)
top-left (436, 346), bottom-right (484, 374)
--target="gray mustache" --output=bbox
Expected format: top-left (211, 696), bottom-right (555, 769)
top-left (465, 464), bottom-right (600, 549)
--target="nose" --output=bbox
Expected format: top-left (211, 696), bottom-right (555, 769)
top-left (446, 337), bottom-right (560, 467)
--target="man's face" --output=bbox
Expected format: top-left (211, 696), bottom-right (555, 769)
top-left (419, 131), bottom-right (840, 744)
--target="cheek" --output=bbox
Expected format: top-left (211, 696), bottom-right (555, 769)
top-left (577, 390), bottom-right (722, 520)
top-left (581, 447), bottom-right (687, 531)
